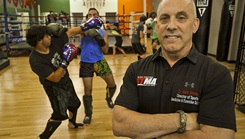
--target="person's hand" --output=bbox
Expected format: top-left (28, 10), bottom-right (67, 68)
top-left (186, 113), bottom-right (200, 130)
top-left (47, 23), bottom-right (68, 37)
top-left (81, 17), bottom-right (104, 31)
top-left (60, 43), bottom-right (78, 69)
top-left (88, 29), bottom-right (106, 47)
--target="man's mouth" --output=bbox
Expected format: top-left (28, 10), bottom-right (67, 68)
top-left (165, 35), bottom-right (180, 39)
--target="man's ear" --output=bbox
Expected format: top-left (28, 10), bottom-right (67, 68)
top-left (193, 18), bottom-right (200, 34)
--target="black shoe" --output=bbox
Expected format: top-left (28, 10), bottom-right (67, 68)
top-left (83, 115), bottom-right (92, 125)
top-left (106, 98), bottom-right (114, 109)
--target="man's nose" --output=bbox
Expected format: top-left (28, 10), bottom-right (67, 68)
top-left (166, 18), bottom-right (177, 30)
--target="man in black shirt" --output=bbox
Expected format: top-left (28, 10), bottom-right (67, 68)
top-left (131, 15), bottom-right (147, 60)
top-left (112, 0), bottom-right (236, 138)
top-left (27, 18), bottom-right (103, 138)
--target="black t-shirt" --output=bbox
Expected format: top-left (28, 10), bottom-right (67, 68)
top-left (115, 46), bottom-right (236, 131)
top-left (131, 22), bottom-right (144, 43)
top-left (114, 29), bottom-right (122, 42)
top-left (29, 33), bottom-right (69, 87)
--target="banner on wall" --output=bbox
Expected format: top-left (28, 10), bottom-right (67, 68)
top-left (5, 0), bottom-right (35, 10)
top-left (193, 0), bottom-right (213, 55)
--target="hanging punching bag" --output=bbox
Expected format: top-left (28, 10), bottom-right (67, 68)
top-left (216, 0), bottom-right (235, 61)
top-left (193, 0), bottom-right (213, 55)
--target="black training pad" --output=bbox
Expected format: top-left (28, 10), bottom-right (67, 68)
top-left (0, 58), bottom-right (10, 71)
top-left (9, 42), bottom-right (32, 50)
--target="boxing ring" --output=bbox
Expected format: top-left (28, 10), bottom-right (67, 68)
top-left (0, 0), bottom-right (149, 71)
top-left (129, 12), bottom-right (148, 48)
top-left (69, 33), bottom-right (134, 55)
top-left (1, 13), bottom-right (140, 54)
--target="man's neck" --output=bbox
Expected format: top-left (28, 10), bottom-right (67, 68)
top-left (34, 46), bottom-right (49, 54)
top-left (161, 47), bottom-right (191, 67)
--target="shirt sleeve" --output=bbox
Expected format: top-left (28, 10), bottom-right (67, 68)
top-left (51, 32), bottom-right (69, 50)
top-left (197, 64), bottom-right (236, 131)
top-left (139, 24), bottom-right (144, 31)
top-left (30, 60), bottom-right (53, 82)
top-left (115, 63), bottom-right (139, 111)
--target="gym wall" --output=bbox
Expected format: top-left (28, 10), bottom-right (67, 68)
top-left (34, 0), bottom-right (70, 15)
top-left (208, 0), bottom-right (245, 61)
top-left (149, 0), bottom-right (244, 62)
top-left (0, 0), bottom-right (34, 14)
top-left (227, 0), bottom-right (245, 61)
top-left (3, 0), bottom-right (244, 62)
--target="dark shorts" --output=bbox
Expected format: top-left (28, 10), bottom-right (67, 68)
top-left (132, 43), bottom-right (146, 55)
top-left (152, 38), bottom-right (160, 45)
top-left (115, 39), bottom-right (123, 48)
top-left (44, 79), bottom-right (81, 121)
top-left (79, 58), bottom-right (112, 78)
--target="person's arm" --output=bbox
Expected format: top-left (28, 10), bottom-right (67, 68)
top-left (140, 30), bottom-right (144, 45)
top-left (66, 17), bottom-right (104, 38)
top-left (100, 30), bottom-right (109, 53)
top-left (112, 105), bottom-right (199, 139)
top-left (157, 125), bottom-right (235, 139)
top-left (45, 67), bottom-right (66, 83)
top-left (115, 29), bottom-right (123, 37)
top-left (66, 26), bottom-right (84, 38)
top-left (157, 66), bottom-right (236, 139)
top-left (46, 44), bottom-right (78, 83)
top-left (115, 33), bottom-right (122, 37)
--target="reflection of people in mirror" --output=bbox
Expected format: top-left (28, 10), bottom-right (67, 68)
top-left (197, 0), bottom-right (209, 6)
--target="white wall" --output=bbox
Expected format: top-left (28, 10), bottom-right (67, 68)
top-left (69, 0), bottom-right (118, 17)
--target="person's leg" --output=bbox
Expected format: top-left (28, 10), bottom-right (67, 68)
top-left (79, 62), bottom-right (95, 125)
top-left (116, 40), bottom-right (126, 57)
top-left (82, 77), bottom-right (93, 124)
top-left (40, 86), bottom-right (70, 138)
top-left (152, 39), bottom-right (158, 54)
top-left (39, 119), bottom-right (62, 139)
top-left (138, 43), bottom-right (147, 60)
top-left (112, 46), bottom-right (117, 59)
top-left (68, 110), bottom-right (84, 128)
top-left (67, 79), bottom-right (84, 128)
top-left (132, 43), bottom-right (146, 60)
top-left (117, 47), bottom-right (127, 57)
top-left (83, 77), bottom-right (93, 96)
top-left (101, 74), bottom-right (116, 88)
top-left (94, 58), bottom-right (116, 108)
top-left (101, 74), bottom-right (117, 108)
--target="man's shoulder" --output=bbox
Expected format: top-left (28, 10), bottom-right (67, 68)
top-left (131, 55), bottom-right (156, 67)
top-left (197, 54), bottom-right (230, 73)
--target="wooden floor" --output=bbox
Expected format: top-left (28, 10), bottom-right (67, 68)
top-left (0, 45), bottom-right (245, 139)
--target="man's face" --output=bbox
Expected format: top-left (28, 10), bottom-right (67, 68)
top-left (88, 10), bottom-right (98, 19)
top-left (41, 34), bottom-right (51, 47)
top-left (155, 0), bottom-right (199, 54)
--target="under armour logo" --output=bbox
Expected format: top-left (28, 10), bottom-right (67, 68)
top-left (185, 82), bottom-right (195, 88)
